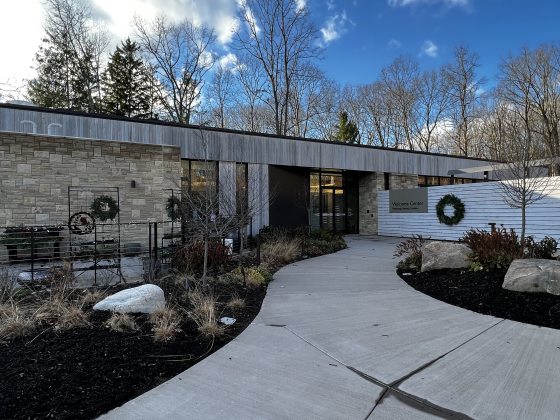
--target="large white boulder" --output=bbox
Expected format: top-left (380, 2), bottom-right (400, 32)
top-left (503, 259), bottom-right (560, 295)
top-left (93, 284), bottom-right (165, 314)
top-left (421, 241), bottom-right (471, 272)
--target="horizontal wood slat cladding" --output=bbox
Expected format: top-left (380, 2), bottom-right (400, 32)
top-left (0, 106), bottom-right (494, 177)
top-left (378, 179), bottom-right (560, 241)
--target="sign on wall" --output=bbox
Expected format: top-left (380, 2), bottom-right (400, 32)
top-left (389, 188), bottom-right (428, 213)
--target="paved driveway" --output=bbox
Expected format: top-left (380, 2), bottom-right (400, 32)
top-left (101, 236), bottom-right (560, 419)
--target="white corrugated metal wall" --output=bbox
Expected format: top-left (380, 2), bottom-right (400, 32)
top-left (378, 179), bottom-right (560, 241)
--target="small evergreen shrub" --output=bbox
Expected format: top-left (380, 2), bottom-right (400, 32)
top-left (525, 236), bottom-right (558, 259)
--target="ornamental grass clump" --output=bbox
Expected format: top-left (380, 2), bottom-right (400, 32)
top-left (150, 306), bottom-right (183, 343)
top-left (187, 289), bottom-right (224, 338)
top-left (461, 227), bottom-right (523, 270)
top-left (0, 302), bottom-right (36, 341)
top-left (106, 313), bottom-right (139, 333)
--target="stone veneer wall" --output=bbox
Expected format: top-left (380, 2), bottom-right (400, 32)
top-left (358, 172), bottom-right (419, 235)
top-left (0, 132), bottom-right (182, 227)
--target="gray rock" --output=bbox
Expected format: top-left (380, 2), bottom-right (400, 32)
top-left (503, 259), bottom-right (560, 295)
top-left (421, 241), bottom-right (471, 272)
top-left (93, 284), bottom-right (165, 313)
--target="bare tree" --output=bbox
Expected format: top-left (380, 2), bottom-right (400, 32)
top-left (413, 69), bottom-right (451, 152)
top-left (208, 64), bottom-right (236, 128)
top-left (494, 54), bottom-right (552, 243)
top-left (380, 55), bottom-right (419, 150)
top-left (235, 0), bottom-right (320, 135)
top-left (134, 15), bottom-right (216, 124)
top-left (443, 45), bottom-right (485, 156)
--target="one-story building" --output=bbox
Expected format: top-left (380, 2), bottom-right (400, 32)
top-left (0, 103), bottom-right (497, 235)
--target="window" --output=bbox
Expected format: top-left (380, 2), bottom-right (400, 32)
top-left (236, 163), bottom-right (248, 217)
top-left (182, 160), bottom-right (219, 219)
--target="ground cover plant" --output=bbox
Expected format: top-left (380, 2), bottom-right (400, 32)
top-left (0, 228), bottom-right (347, 419)
top-left (396, 228), bottom-right (560, 329)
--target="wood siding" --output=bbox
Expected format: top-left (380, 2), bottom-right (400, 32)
top-left (0, 106), bottom-right (494, 177)
top-left (378, 179), bottom-right (560, 241)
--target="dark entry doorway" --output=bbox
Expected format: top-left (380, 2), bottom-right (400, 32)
top-left (310, 170), bottom-right (358, 233)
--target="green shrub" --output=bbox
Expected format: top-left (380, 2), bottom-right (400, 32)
top-left (461, 228), bottom-right (522, 270)
top-left (525, 236), bottom-right (558, 259)
top-left (231, 265), bottom-right (273, 287)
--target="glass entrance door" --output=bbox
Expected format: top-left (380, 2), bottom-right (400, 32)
top-left (320, 187), bottom-right (346, 232)
top-left (309, 170), bottom-right (358, 233)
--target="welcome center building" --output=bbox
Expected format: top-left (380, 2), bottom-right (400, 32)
top-left (0, 103), bottom-right (496, 235)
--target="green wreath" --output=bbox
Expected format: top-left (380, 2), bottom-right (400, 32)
top-left (166, 195), bottom-right (181, 221)
top-left (90, 195), bottom-right (119, 222)
top-left (436, 194), bottom-right (465, 226)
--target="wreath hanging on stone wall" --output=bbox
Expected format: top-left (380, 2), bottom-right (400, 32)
top-left (436, 194), bottom-right (465, 226)
top-left (166, 195), bottom-right (181, 221)
top-left (90, 195), bottom-right (119, 222)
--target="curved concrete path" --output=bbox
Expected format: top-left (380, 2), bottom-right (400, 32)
top-left (102, 236), bottom-right (560, 419)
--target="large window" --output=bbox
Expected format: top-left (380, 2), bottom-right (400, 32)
top-left (418, 175), bottom-right (478, 187)
top-left (182, 160), bottom-right (219, 219)
top-left (236, 163), bottom-right (248, 217)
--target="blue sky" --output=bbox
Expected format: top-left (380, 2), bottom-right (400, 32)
top-left (313, 0), bottom-right (560, 86)
top-left (0, 0), bottom-right (559, 91)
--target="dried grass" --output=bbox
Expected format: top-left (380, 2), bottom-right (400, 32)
top-left (226, 295), bottom-right (246, 311)
top-left (106, 313), bottom-right (139, 333)
top-left (150, 306), bottom-right (182, 343)
top-left (187, 289), bottom-right (225, 338)
top-left (81, 290), bottom-right (107, 307)
top-left (0, 268), bottom-right (18, 302)
top-left (261, 238), bottom-right (301, 266)
top-left (0, 302), bottom-right (36, 341)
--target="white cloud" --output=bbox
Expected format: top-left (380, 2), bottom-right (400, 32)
top-left (320, 10), bottom-right (351, 45)
top-left (388, 39), bottom-right (402, 49)
top-left (388, 0), bottom-right (470, 8)
top-left (295, 0), bottom-right (307, 12)
top-left (420, 40), bottom-right (439, 57)
top-left (326, 0), bottom-right (335, 11)
top-left (216, 52), bottom-right (239, 71)
top-left (91, 0), bottom-right (240, 46)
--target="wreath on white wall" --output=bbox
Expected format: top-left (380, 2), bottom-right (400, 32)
top-left (436, 194), bottom-right (465, 226)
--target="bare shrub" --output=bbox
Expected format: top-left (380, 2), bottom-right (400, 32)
top-left (150, 306), bottom-right (182, 343)
top-left (261, 238), bottom-right (301, 266)
top-left (394, 234), bottom-right (428, 272)
top-left (106, 313), bottom-right (139, 333)
top-left (187, 289), bottom-right (224, 338)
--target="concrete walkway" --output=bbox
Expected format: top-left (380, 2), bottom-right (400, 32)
top-left (101, 236), bottom-right (560, 419)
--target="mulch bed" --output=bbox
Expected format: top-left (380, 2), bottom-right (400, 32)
top-left (0, 284), bottom-right (266, 420)
top-left (399, 268), bottom-right (560, 330)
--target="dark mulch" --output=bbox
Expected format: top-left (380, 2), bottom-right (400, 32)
top-left (399, 268), bottom-right (560, 329)
top-left (0, 285), bottom-right (266, 420)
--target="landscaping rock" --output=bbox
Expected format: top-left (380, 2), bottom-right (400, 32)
top-left (421, 241), bottom-right (471, 272)
top-left (93, 284), bottom-right (165, 314)
top-left (503, 259), bottom-right (560, 295)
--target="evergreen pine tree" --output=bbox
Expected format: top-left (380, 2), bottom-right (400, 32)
top-left (333, 111), bottom-right (360, 144)
top-left (102, 38), bottom-right (152, 118)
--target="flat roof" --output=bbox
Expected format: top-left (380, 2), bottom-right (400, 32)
top-left (0, 103), bottom-right (498, 163)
